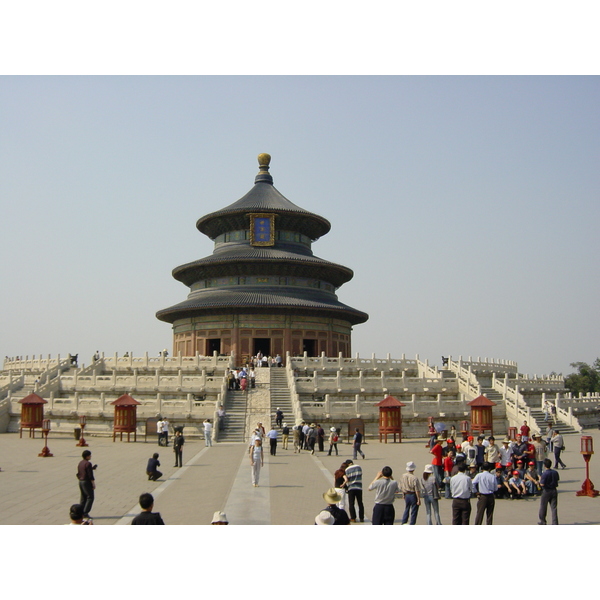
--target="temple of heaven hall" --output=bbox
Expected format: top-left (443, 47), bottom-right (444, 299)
top-left (156, 153), bottom-right (369, 362)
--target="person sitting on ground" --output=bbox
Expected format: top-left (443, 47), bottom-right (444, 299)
top-left (146, 452), bottom-right (162, 481)
top-left (524, 462), bottom-right (541, 495)
top-left (131, 492), bottom-right (165, 525)
top-left (508, 470), bottom-right (527, 499)
top-left (514, 460), bottom-right (525, 479)
top-left (68, 503), bottom-right (92, 525)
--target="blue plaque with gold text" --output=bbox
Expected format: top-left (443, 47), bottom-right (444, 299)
top-left (249, 213), bottom-right (275, 246)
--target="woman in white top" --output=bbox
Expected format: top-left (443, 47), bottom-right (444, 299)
top-left (250, 438), bottom-right (264, 486)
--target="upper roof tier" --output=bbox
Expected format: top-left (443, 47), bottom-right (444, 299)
top-left (196, 154), bottom-right (331, 241)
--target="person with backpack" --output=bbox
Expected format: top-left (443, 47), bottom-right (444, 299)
top-left (320, 488), bottom-right (350, 524)
top-left (281, 423), bottom-right (290, 450)
top-left (328, 427), bottom-right (339, 455)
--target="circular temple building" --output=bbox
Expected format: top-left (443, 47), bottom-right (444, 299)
top-left (156, 154), bottom-right (368, 362)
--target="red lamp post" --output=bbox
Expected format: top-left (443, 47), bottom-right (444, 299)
top-left (38, 419), bottom-right (53, 457)
top-left (508, 426), bottom-right (517, 441)
top-left (460, 420), bottom-right (469, 440)
top-left (76, 414), bottom-right (89, 447)
top-left (576, 435), bottom-right (599, 498)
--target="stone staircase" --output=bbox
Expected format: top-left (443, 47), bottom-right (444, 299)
top-left (217, 388), bottom-right (248, 443)
top-left (527, 407), bottom-right (579, 436)
top-left (269, 368), bottom-right (294, 429)
top-left (480, 387), bottom-right (503, 404)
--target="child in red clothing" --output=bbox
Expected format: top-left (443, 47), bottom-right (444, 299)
top-left (442, 450), bottom-right (455, 498)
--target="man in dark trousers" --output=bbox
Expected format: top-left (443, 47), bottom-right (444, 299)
top-left (353, 428), bottom-right (365, 460)
top-left (450, 462), bottom-right (474, 525)
top-left (473, 462), bottom-right (497, 525)
top-left (131, 493), bottom-right (165, 525)
top-left (76, 450), bottom-right (96, 519)
top-left (146, 453), bottom-right (162, 481)
top-left (538, 458), bottom-right (560, 525)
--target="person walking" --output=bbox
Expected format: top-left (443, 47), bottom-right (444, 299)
top-left (317, 424), bottom-right (325, 452)
top-left (352, 428), bottom-right (365, 460)
top-left (76, 450), bottom-right (96, 519)
top-left (275, 408), bottom-right (284, 428)
top-left (266, 426), bottom-right (278, 456)
top-left (344, 460), bottom-right (365, 523)
top-left (538, 458), bottom-right (560, 525)
top-left (173, 429), bottom-right (184, 467)
top-left (146, 452), bottom-right (162, 481)
top-left (203, 419), bottom-right (213, 447)
top-left (281, 423), bottom-right (290, 450)
top-left (400, 461), bottom-right (421, 525)
top-left (450, 462), bottom-right (474, 525)
top-left (250, 438), bottom-right (264, 487)
top-left (217, 405), bottom-right (226, 430)
top-left (368, 466), bottom-right (399, 525)
top-left (307, 423), bottom-right (318, 455)
top-left (421, 465), bottom-right (442, 525)
top-left (293, 424), bottom-right (302, 453)
top-left (327, 427), bottom-right (339, 456)
top-left (473, 462), bottom-right (497, 525)
top-left (532, 433), bottom-right (547, 475)
top-left (551, 430), bottom-right (567, 469)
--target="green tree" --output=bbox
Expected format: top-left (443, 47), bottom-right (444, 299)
top-left (564, 359), bottom-right (600, 396)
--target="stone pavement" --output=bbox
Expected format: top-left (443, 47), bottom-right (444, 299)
top-left (1, 430), bottom-right (599, 525)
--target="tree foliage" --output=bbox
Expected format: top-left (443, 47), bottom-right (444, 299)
top-left (564, 359), bottom-right (600, 396)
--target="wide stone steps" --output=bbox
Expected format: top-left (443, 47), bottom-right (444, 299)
top-left (217, 389), bottom-right (248, 443)
top-left (270, 369), bottom-right (294, 429)
top-left (528, 408), bottom-right (578, 435)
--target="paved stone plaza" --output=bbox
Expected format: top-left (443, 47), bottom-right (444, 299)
top-left (1, 430), bottom-right (599, 525)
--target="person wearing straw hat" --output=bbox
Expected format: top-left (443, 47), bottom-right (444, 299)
top-left (400, 461), bottom-right (421, 525)
top-left (321, 488), bottom-right (350, 524)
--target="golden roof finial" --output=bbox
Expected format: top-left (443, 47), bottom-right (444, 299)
top-left (258, 153), bottom-right (271, 168)
top-left (255, 153), bottom-right (273, 184)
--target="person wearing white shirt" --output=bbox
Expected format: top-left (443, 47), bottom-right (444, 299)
top-left (156, 419), bottom-right (164, 446)
top-left (450, 463), bottom-right (474, 525)
top-left (203, 419), bottom-right (213, 447)
top-left (162, 419), bottom-right (170, 446)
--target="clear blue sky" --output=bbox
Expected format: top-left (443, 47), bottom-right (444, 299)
top-left (1, 76), bottom-right (598, 376)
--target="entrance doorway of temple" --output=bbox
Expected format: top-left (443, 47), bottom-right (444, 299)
top-left (206, 338), bottom-right (221, 355)
top-left (253, 338), bottom-right (271, 357)
top-left (302, 339), bottom-right (318, 356)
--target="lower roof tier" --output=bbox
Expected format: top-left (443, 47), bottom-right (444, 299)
top-left (156, 287), bottom-right (369, 325)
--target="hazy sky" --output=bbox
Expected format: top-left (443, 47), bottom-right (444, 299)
top-left (1, 76), bottom-right (598, 376)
